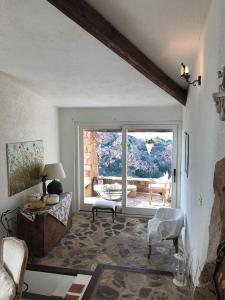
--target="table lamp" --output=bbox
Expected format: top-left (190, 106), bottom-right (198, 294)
top-left (43, 163), bottom-right (66, 195)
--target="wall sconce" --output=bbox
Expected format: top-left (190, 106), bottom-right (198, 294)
top-left (213, 66), bottom-right (225, 121)
top-left (180, 63), bottom-right (201, 86)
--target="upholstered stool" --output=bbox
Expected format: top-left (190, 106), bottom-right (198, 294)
top-left (92, 199), bottom-right (117, 222)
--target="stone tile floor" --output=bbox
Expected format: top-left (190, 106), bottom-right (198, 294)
top-left (31, 213), bottom-right (176, 272)
top-left (30, 213), bottom-right (192, 299)
top-left (83, 265), bottom-right (189, 300)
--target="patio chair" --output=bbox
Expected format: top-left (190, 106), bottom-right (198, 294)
top-left (0, 237), bottom-right (28, 300)
top-left (148, 173), bottom-right (171, 205)
top-left (147, 207), bottom-right (184, 258)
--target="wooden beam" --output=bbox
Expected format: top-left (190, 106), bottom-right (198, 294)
top-left (47, 0), bottom-right (187, 105)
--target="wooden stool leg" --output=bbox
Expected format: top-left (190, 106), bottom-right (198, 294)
top-left (115, 206), bottom-right (117, 217)
top-left (92, 207), bottom-right (95, 222)
top-left (173, 237), bottom-right (179, 253)
top-left (111, 209), bottom-right (115, 223)
top-left (148, 245), bottom-right (152, 259)
top-left (96, 208), bottom-right (98, 216)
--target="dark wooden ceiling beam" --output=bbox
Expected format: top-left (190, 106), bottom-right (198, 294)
top-left (47, 0), bottom-right (187, 105)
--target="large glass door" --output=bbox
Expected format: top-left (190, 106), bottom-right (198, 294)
top-left (79, 124), bottom-right (178, 215)
top-left (122, 125), bottom-right (177, 216)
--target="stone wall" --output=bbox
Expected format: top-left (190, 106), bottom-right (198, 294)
top-left (193, 157), bottom-right (225, 299)
top-left (83, 131), bottom-right (98, 197)
top-left (100, 177), bottom-right (150, 193)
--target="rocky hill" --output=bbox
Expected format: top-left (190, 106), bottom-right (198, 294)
top-left (96, 132), bottom-right (172, 179)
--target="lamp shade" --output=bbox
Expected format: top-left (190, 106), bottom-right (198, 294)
top-left (43, 163), bottom-right (66, 180)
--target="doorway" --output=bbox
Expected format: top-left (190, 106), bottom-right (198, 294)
top-left (122, 125), bottom-right (177, 215)
top-left (79, 124), bottom-right (178, 215)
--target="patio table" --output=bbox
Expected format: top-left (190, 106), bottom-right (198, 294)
top-left (94, 183), bottom-right (136, 201)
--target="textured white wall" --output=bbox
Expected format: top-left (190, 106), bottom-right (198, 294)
top-left (0, 73), bottom-right (59, 237)
top-left (59, 106), bottom-right (183, 211)
top-left (181, 0), bottom-right (225, 284)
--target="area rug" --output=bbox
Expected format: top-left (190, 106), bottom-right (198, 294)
top-left (31, 212), bottom-right (179, 273)
top-left (83, 265), bottom-right (190, 300)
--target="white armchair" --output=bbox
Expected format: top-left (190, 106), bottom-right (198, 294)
top-left (147, 207), bottom-right (184, 258)
top-left (0, 237), bottom-right (28, 300)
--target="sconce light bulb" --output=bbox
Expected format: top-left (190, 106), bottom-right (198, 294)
top-left (184, 65), bottom-right (189, 75)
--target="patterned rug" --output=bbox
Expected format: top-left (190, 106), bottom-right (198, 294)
top-left (31, 212), bottom-right (179, 273)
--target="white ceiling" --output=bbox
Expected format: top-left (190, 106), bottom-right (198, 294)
top-left (0, 0), bottom-right (211, 107)
top-left (87, 0), bottom-right (212, 88)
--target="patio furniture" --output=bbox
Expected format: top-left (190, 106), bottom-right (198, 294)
top-left (92, 199), bottom-right (117, 222)
top-left (1, 237), bottom-right (28, 300)
top-left (94, 183), bottom-right (136, 201)
top-left (148, 173), bottom-right (171, 205)
top-left (147, 207), bottom-right (184, 258)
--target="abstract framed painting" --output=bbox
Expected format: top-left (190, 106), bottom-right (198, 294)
top-left (6, 140), bottom-right (44, 196)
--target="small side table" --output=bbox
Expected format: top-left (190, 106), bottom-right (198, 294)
top-left (18, 192), bottom-right (72, 257)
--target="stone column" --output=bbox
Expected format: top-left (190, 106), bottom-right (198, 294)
top-left (83, 131), bottom-right (99, 197)
top-left (193, 157), bottom-right (225, 299)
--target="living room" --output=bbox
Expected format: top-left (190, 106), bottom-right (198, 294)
top-left (1, 0), bottom-right (225, 299)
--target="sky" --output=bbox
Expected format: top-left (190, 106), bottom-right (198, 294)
top-left (92, 130), bottom-right (173, 141)
top-left (128, 131), bottom-right (173, 141)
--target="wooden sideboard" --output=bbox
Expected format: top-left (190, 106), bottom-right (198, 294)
top-left (18, 193), bottom-right (72, 257)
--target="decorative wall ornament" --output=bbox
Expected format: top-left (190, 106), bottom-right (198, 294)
top-left (213, 66), bottom-right (225, 120)
top-left (6, 140), bottom-right (44, 196)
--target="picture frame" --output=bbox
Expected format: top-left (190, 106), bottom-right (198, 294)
top-left (184, 132), bottom-right (189, 177)
top-left (6, 140), bottom-right (44, 196)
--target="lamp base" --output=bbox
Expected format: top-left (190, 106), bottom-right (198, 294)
top-left (47, 180), bottom-right (63, 195)
top-left (41, 175), bottom-right (47, 198)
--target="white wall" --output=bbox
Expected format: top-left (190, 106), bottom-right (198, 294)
top-left (59, 106), bottom-right (182, 211)
top-left (181, 0), bottom-right (225, 284)
top-left (0, 73), bottom-right (59, 237)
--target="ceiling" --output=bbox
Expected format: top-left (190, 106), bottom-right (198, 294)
top-left (0, 0), bottom-right (211, 107)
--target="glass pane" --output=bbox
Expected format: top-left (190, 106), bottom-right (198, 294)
top-left (126, 130), bottom-right (173, 209)
top-left (83, 130), bottom-right (122, 208)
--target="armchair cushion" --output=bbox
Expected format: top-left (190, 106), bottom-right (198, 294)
top-left (93, 199), bottom-right (117, 210)
top-left (0, 264), bottom-right (16, 300)
top-left (147, 208), bottom-right (184, 244)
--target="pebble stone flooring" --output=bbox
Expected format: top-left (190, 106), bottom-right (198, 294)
top-left (83, 266), bottom-right (189, 300)
top-left (30, 212), bottom-right (191, 299)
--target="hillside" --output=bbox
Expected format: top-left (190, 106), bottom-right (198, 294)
top-left (96, 132), bottom-right (172, 179)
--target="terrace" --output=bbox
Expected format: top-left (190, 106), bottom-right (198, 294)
top-left (84, 176), bottom-right (171, 209)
